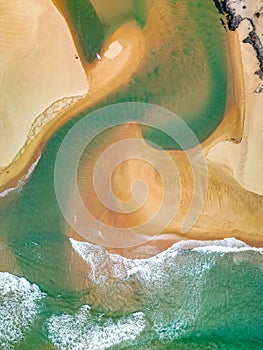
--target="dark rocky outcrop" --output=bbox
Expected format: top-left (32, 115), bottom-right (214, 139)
top-left (213, 0), bottom-right (263, 85)
top-left (243, 29), bottom-right (263, 79)
top-left (213, 0), bottom-right (227, 15)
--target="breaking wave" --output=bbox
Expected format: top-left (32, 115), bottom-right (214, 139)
top-left (47, 306), bottom-right (145, 350)
top-left (0, 272), bottom-right (44, 349)
top-left (68, 237), bottom-right (263, 344)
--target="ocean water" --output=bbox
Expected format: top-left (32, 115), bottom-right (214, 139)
top-left (0, 237), bottom-right (262, 349)
top-left (0, 0), bottom-right (262, 349)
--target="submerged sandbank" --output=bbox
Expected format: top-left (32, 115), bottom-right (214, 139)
top-left (0, 240), bottom-right (18, 274)
top-left (67, 116), bottom-right (263, 256)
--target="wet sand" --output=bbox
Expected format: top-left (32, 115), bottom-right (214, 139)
top-left (201, 30), bottom-right (245, 152)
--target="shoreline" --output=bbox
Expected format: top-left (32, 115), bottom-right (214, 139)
top-left (0, 8), bottom-right (243, 194)
top-left (201, 30), bottom-right (245, 153)
top-left (75, 235), bottom-right (263, 261)
top-left (0, 22), bottom-right (145, 193)
top-left (207, 1), bottom-right (263, 196)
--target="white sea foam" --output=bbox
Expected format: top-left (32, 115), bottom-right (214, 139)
top-left (69, 237), bottom-right (223, 340)
top-left (68, 237), bottom-right (263, 342)
top-left (0, 156), bottom-right (41, 198)
top-left (47, 306), bottom-right (145, 350)
top-left (70, 237), bottom-right (263, 276)
top-left (0, 272), bottom-right (44, 349)
top-left (70, 237), bottom-right (244, 285)
top-left (191, 238), bottom-right (263, 254)
top-left (69, 237), bottom-right (217, 315)
top-left (69, 237), bottom-right (263, 306)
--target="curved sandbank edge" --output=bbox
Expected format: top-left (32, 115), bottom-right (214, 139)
top-left (0, 23), bottom-right (146, 193)
top-left (202, 30), bottom-right (245, 154)
top-left (0, 9), bottom-right (245, 198)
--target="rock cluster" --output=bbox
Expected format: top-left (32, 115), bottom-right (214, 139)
top-left (213, 0), bottom-right (263, 87)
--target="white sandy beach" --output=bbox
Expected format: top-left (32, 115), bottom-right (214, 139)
top-left (0, 0), bottom-right (88, 168)
top-left (208, 2), bottom-right (263, 196)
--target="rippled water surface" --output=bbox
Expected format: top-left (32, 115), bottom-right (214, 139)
top-left (1, 0), bottom-right (262, 349)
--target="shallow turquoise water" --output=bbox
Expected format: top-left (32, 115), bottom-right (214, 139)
top-left (1, 0), bottom-right (262, 349)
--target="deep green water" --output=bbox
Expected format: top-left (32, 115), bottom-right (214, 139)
top-left (64, 0), bottom-right (105, 62)
top-left (1, 0), bottom-right (262, 349)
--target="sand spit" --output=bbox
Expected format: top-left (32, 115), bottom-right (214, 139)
top-left (0, 0), bottom-right (88, 168)
top-left (0, 0), bottom-right (235, 190)
top-left (67, 119), bottom-right (263, 254)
